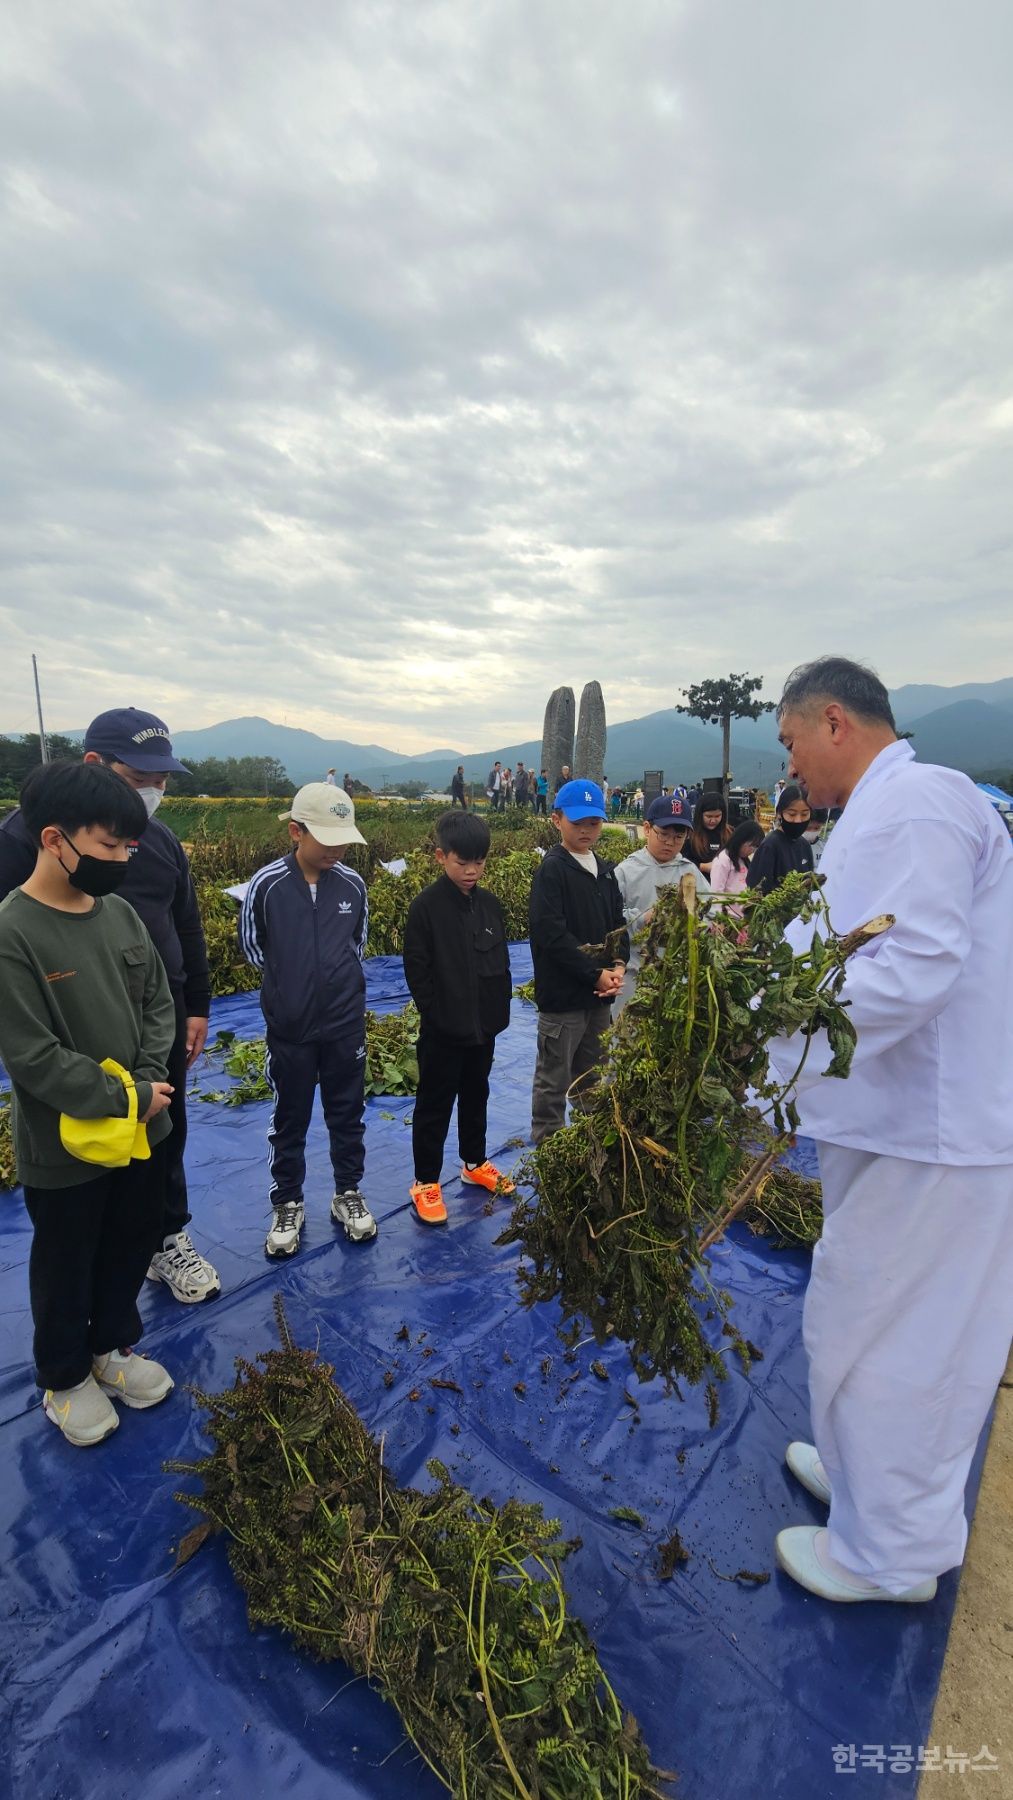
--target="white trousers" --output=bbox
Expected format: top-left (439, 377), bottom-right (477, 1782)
top-left (805, 1144), bottom-right (1013, 1592)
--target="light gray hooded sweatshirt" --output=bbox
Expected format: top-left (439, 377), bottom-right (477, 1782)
top-left (613, 846), bottom-right (709, 1011)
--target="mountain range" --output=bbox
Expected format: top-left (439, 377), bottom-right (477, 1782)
top-left (46, 677), bottom-right (1013, 791)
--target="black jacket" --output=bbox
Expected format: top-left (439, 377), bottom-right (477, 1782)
top-left (529, 844), bottom-right (629, 1013)
top-left (450, 772), bottom-right (466, 802)
top-left (0, 805), bottom-right (211, 1015)
top-left (403, 876), bottom-right (511, 1044)
top-left (745, 829), bottom-right (815, 897)
top-left (239, 852), bottom-right (367, 1041)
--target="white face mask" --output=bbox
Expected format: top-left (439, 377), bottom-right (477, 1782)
top-left (137, 787), bottom-right (164, 818)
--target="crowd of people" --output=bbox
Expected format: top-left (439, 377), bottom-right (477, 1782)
top-left (0, 658), bottom-right (1010, 1624)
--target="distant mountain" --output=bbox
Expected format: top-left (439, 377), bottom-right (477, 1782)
top-left (37, 677), bottom-right (1013, 789)
top-left (163, 710), bottom-right (784, 790)
top-left (891, 677), bottom-right (1013, 724)
top-left (898, 698), bottom-right (1013, 773)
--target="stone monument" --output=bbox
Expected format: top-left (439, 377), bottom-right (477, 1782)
top-left (574, 680), bottom-right (607, 786)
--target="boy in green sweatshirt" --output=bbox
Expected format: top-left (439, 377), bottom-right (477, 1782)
top-left (0, 760), bottom-right (178, 1447)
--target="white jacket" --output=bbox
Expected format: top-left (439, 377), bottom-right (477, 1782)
top-left (768, 740), bottom-right (1013, 1165)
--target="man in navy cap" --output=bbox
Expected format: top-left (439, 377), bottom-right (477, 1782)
top-left (0, 708), bottom-right (220, 1303)
top-left (613, 795), bottom-right (709, 1012)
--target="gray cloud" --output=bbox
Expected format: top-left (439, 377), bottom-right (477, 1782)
top-left (2, 0), bottom-right (1012, 749)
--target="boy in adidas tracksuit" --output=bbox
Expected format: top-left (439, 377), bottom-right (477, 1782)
top-left (240, 783), bottom-right (376, 1258)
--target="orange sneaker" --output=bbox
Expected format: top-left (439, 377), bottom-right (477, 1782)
top-left (461, 1161), bottom-right (515, 1195)
top-left (410, 1180), bottom-right (448, 1225)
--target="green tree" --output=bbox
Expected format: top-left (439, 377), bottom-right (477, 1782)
top-left (676, 674), bottom-right (775, 796)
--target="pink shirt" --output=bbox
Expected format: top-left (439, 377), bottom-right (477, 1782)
top-left (708, 849), bottom-right (750, 893)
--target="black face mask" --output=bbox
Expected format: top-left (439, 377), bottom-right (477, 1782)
top-left (780, 818), bottom-right (809, 841)
top-left (59, 834), bottom-right (129, 897)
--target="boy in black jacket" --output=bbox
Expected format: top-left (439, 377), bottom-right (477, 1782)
top-left (403, 811), bottom-right (513, 1226)
top-left (529, 779), bottom-right (629, 1144)
top-left (240, 784), bottom-right (376, 1258)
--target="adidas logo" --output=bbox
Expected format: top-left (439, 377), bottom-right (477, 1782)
top-left (355, 1043), bottom-right (366, 1059)
top-left (337, 900), bottom-right (352, 913)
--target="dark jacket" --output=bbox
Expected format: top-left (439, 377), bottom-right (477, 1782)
top-left (529, 844), bottom-right (629, 1014)
top-left (450, 771), bottom-right (466, 802)
top-left (745, 829), bottom-right (815, 896)
top-left (0, 805), bottom-right (210, 1016)
top-left (403, 876), bottom-right (511, 1044)
top-left (239, 852), bottom-right (367, 1041)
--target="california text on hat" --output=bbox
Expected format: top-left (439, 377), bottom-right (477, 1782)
top-left (278, 783), bottom-right (367, 846)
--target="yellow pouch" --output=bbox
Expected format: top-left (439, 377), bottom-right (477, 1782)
top-left (59, 1058), bottom-right (152, 1168)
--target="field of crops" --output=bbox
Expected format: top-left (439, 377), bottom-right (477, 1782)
top-left (169, 801), bottom-right (638, 995)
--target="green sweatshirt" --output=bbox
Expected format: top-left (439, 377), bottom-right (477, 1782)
top-left (0, 889), bottom-right (176, 1189)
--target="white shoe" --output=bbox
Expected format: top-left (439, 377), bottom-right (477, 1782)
top-left (93, 1348), bottom-right (174, 1409)
top-left (44, 1373), bottom-right (119, 1446)
top-left (785, 1440), bottom-right (832, 1505)
top-left (330, 1189), bottom-right (377, 1242)
top-left (775, 1527), bottom-right (937, 1604)
top-left (266, 1200), bottom-right (304, 1259)
top-left (147, 1230), bottom-right (222, 1303)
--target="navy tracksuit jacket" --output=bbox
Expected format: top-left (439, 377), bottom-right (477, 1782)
top-left (240, 853), bottom-right (368, 1204)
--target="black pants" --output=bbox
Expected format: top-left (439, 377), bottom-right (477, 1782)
top-left (534, 794), bottom-right (547, 815)
top-left (23, 1141), bottom-right (167, 1390)
top-left (163, 990), bottom-right (191, 1238)
top-left (266, 1031), bottom-right (366, 1206)
top-left (412, 1031), bottom-right (496, 1183)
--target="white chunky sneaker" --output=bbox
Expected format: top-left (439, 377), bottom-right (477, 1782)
top-left (147, 1230), bottom-right (222, 1303)
top-left (265, 1200), bottom-right (304, 1259)
top-left (93, 1348), bottom-right (174, 1409)
top-left (330, 1189), bottom-right (377, 1242)
top-left (44, 1374), bottom-right (119, 1446)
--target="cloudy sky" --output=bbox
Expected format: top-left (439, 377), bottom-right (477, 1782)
top-left (3, 2), bottom-right (1012, 753)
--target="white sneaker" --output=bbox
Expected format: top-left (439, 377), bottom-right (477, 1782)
top-left (44, 1373), bottom-right (119, 1446)
top-left (93, 1348), bottom-right (174, 1409)
top-left (330, 1189), bottom-right (377, 1242)
top-left (147, 1230), bottom-right (222, 1303)
top-left (265, 1200), bottom-right (304, 1259)
top-left (775, 1527), bottom-right (937, 1604)
top-left (785, 1440), bottom-right (832, 1506)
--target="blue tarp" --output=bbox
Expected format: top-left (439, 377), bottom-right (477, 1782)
top-left (0, 948), bottom-right (976, 1799)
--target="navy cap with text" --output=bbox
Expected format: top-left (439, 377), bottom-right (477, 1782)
top-left (83, 707), bottom-right (189, 773)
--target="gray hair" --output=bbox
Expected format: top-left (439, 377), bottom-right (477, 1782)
top-left (777, 656), bottom-right (896, 729)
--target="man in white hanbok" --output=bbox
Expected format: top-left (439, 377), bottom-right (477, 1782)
top-left (767, 657), bottom-right (1013, 1603)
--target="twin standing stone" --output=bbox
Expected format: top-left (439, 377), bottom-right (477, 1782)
top-left (541, 682), bottom-right (606, 788)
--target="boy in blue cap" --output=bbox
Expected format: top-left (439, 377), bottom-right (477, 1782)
top-left (528, 779), bottom-right (629, 1144)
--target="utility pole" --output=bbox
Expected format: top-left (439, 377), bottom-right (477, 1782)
top-left (32, 654), bottom-right (49, 764)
